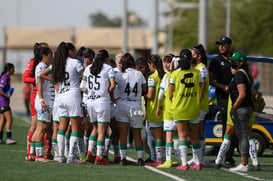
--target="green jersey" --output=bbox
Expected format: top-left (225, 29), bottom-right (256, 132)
top-left (196, 63), bottom-right (209, 112)
top-left (169, 68), bottom-right (200, 121)
top-left (146, 71), bottom-right (163, 123)
top-left (159, 72), bottom-right (173, 120)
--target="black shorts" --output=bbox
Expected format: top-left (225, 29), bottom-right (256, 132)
top-left (0, 106), bottom-right (11, 114)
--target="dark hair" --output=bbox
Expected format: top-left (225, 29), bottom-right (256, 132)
top-left (90, 49), bottom-right (109, 76)
top-left (192, 44), bottom-right (207, 66)
top-left (52, 42), bottom-right (75, 84)
top-left (163, 54), bottom-right (175, 63)
top-left (1, 63), bottom-right (14, 77)
top-left (31, 42), bottom-right (48, 76)
top-left (76, 46), bottom-right (86, 57)
top-left (179, 49), bottom-right (192, 70)
top-left (82, 48), bottom-right (95, 60)
top-left (39, 47), bottom-right (52, 61)
top-left (109, 58), bottom-right (117, 68)
top-left (148, 54), bottom-right (165, 79)
top-left (241, 62), bottom-right (253, 85)
top-left (120, 53), bottom-right (136, 72)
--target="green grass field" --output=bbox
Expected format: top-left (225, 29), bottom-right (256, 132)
top-left (0, 117), bottom-right (272, 181)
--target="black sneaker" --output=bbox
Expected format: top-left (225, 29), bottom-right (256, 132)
top-left (46, 154), bottom-right (54, 160)
top-left (224, 157), bottom-right (235, 168)
top-left (120, 158), bottom-right (128, 166)
top-left (248, 164), bottom-right (261, 171)
top-left (144, 158), bottom-right (154, 164)
top-left (138, 158), bottom-right (145, 166)
top-left (214, 162), bottom-right (221, 169)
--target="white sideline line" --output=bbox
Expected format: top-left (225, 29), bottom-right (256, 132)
top-left (222, 168), bottom-right (264, 181)
top-left (109, 151), bottom-right (186, 181)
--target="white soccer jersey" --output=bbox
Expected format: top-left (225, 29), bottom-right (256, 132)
top-left (56, 57), bottom-right (84, 94)
top-left (113, 67), bottom-right (123, 99)
top-left (118, 68), bottom-right (146, 101)
top-left (35, 62), bottom-right (55, 102)
top-left (83, 63), bottom-right (115, 102)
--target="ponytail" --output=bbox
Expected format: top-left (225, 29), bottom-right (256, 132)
top-left (149, 54), bottom-right (165, 79)
top-left (90, 49), bottom-right (109, 76)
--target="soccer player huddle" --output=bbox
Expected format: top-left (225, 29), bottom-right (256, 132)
top-left (23, 38), bottom-right (259, 172)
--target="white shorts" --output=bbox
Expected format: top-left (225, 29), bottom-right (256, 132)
top-left (110, 103), bottom-right (116, 119)
top-left (115, 100), bottom-right (144, 129)
top-left (199, 110), bottom-right (207, 122)
top-left (146, 121), bottom-right (163, 129)
top-left (35, 96), bottom-right (53, 123)
top-left (52, 102), bottom-right (59, 122)
top-left (163, 120), bottom-right (176, 132)
top-left (58, 91), bottom-right (83, 118)
top-left (87, 101), bottom-right (110, 124)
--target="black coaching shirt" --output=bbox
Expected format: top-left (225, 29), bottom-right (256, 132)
top-left (208, 54), bottom-right (233, 100)
top-left (228, 71), bottom-right (253, 108)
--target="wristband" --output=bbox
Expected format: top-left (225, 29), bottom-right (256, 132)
top-left (40, 98), bottom-right (45, 102)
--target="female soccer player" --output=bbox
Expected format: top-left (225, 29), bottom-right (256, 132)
top-left (115, 53), bottom-right (147, 166)
top-left (145, 54), bottom-right (165, 166)
top-left (189, 44), bottom-right (209, 165)
top-left (0, 63), bottom-right (16, 144)
top-left (169, 49), bottom-right (202, 170)
top-left (50, 42), bottom-right (84, 163)
top-left (80, 49), bottom-right (115, 165)
top-left (30, 47), bottom-right (54, 162)
top-left (23, 42), bottom-right (52, 159)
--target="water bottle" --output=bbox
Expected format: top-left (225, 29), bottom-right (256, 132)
top-left (6, 87), bottom-right (14, 95)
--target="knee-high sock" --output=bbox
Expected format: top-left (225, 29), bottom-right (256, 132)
top-left (215, 134), bottom-right (231, 165)
top-left (57, 130), bottom-right (66, 157)
top-left (249, 136), bottom-right (258, 166)
top-left (179, 141), bottom-right (188, 166)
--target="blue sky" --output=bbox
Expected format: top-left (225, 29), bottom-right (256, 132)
top-left (0, 0), bottom-right (167, 72)
top-left (0, 0), bottom-right (167, 46)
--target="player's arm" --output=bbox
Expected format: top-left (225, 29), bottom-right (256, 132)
top-left (40, 68), bottom-right (53, 82)
top-left (145, 76), bottom-right (155, 99)
top-left (37, 77), bottom-right (47, 111)
top-left (109, 77), bottom-right (116, 103)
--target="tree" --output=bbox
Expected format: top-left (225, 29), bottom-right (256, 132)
top-left (172, 0), bottom-right (273, 56)
top-left (89, 12), bottom-right (146, 27)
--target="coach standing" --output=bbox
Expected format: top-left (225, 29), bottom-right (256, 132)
top-left (208, 36), bottom-right (236, 167)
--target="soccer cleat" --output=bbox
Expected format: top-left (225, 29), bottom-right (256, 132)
top-left (0, 139), bottom-right (4, 144)
top-left (46, 154), bottom-right (54, 160)
top-left (248, 164), bottom-right (261, 171)
top-left (157, 160), bottom-right (172, 168)
top-left (229, 164), bottom-right (248, 172)
top-left (86, 151), bottom-right (96, 163)
top-left (58, 156), bottom-right (66, 163)
top-left (172, 159), bottom-right (180, 166)
top-left (146, 160), bottom-right (164, 166)
top-left (6, 139), bottom-right (16, 145)
top-left (224, 157), bottom-right (235, 168)
top-left (187, 158), bottom-right (194, 166)
top-left (214, 162), bottom-right (221, 169)
top-left (138, 158), bottom-right (145, 166)
top-left (95, 156), bottom-right (109, 165)
top-left (190, 163), bottom-right (202, 170)
top-left (80, 155), bottom-right (86, 162)
top-left (26, 154), bottom-right (35, 161)
top-left (113, 156), bottom-right (121, 163)
top-left (176, 164), bottom-right (189, 171)
top-left (35, 156), bottom-right (52, 163)
top-left (53, 156), bottom-right (59, 162)
top-left (120, 158), bottom-right (128, 166)
top-left (144, 158), bottom-right (154, 164)
top-left (67, 157), bottom-right (85, 164)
